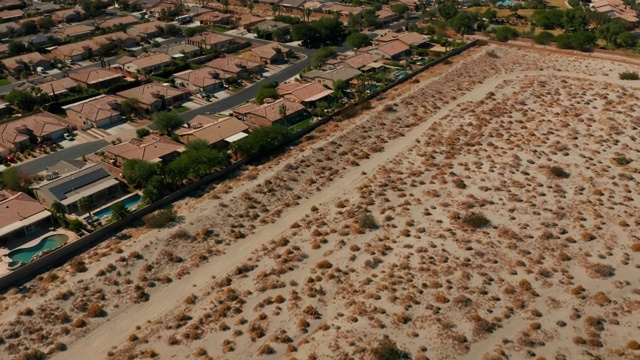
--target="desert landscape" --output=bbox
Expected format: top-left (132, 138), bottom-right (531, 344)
top-left (1, 43), bottom-right (640, 360)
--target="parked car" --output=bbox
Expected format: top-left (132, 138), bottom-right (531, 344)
top-left (64, 133), bottom-right (74, 141)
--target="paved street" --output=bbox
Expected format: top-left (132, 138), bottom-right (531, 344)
top-left (15, 140), bottom-right (109, 175)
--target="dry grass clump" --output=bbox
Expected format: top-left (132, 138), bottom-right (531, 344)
top-left (72, 318), bottom-right (87, 328)
top-left (627, 340), bottom-right (640, 350)
top-left (86, 303), bottom-right (106, 318)
top-left (316, 259), bottom-right (333, 269)
top-left (184, 294), bottom-right (197, 305)
top-left (18, 307), bottom-right (34, 316)
top-left (589, 263), bottom-right (616, 278)
top-left (631, 243), bottom-right (640, 252)
top-left (460, 212), bottom-right (491, 229)
top-left (358, 214), bottom-right (379, 230)
top-left (258, 343), bottom-right (275, 355)
top-left (549, 166), bottom-right (570, 179)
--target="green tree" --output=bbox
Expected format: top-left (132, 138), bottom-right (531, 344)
top-left (122, 159), bottom-right (158, 188)
top-left (255, 87), bottom-right (280, 104)
top-left (164, 23), bottom-right (182, 37)
top-left (184, 138), bottom-right (209, 151)
top-left (110, 201), bottom-right (129, 221)
top-left (534, 31), bottom-right (555, 44)
top-left (142, 176), bottom-right (167, 204)
top-left (77, 196), bottom-right (94, 219)
top-left (136, 128), bottom-right (151, 138)
top-left (346, 32), bottom-right (371, 48)
top-left (562, 8), bottom-right (588, 33)
top-left (36, 17), bottom-right (56, 30)
top-left (531, 9), bottom-right (564, 29)
top-left (333, 79), bottom-right (348, 95)
top-left (438, 2), bottom-right (459, 20)
top-left (569, 30), bottom-right (597, 49)
top-left (121, 98), bottom-right (141, 118)
top-left (7, 40), bottom-right (28, 56)
top-left (482, 8), bottom-right (498, 22)
top-left (166, 148), bottom-right (229, 184)
top-left (0, 167), bottom-right (26, 192)
top-left (596, 20), bottom-right (632, 46)
top-left (292, 22), bottom-right (321, 48)
top-left (495, 26), bottom-right (518, 42)
top-left (20, 20), bottom-right (38, 35)
top-left (279, 103), bottom-right (288, 127)
top-left (616, 31), bottom-right (637, 48)
top-left (152, 112), bottom-right (183, 135)
top-left (231, 125), bottom-right (292, 158)
top-left (220, 0), bottom-right (230, 12)
top-left (311, 46), bottom-right (336, 68)
top-left (391, 3), bottom-right (410, 16)
top-left (448, 12), bottom-right (477, 35)
top-left (5, 89), bottom-right (38, 112)
top-left (184, 25), bottom-right (207, 37)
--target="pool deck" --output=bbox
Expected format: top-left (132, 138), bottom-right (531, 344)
top-left (75, 191), bottom-right (143, 224)
top-left (0, 228), bottom-right (78, 276)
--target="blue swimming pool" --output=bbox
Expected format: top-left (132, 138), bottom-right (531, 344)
top-left (8, 234), bottom-right (69, 266)
top-left (85, 194), bottom-right (142, 222)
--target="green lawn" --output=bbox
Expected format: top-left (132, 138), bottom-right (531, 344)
top-left (169, 106), bottom-right (189, 115)
top-left (211, 27), bottom-right (227, 33)
top-left (190, 63), bottom-right (204, 70)
top-left (289, 117), bottom-right (313, 133)
top-left (0, 79), bottom-right (11, 86)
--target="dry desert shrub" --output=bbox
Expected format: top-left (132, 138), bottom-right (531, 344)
top-left (631, 243), bottom-right (640, 252)
top-left (316, 260), bottom-right (333, 269)
top-left (460, 212), bottom-right (491, 229)
top-left (549, 166), bottom-right (570, 179)
top-left (589, 263), bottom-right (616, 278)
top-left (628, 340), bottom-right (640, 350)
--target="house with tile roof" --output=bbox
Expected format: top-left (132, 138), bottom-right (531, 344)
top-left (105, 135), bottom-right (184, 165)
top-left (116, 82), bottom-right (190, 112)
top-left (126, 20), bottom-right (165, 40)
top-left (0, 190), bottom-right (52, 240)
top-left (175, 115), bottom-right (249, 148)
top-left (17, 77), bottom-right (79, 96)
top-left (241, 42), bottom-right (291, 64)
top-left (122, 53), bottom-right (172, 74)
top-left (68, 67), bottom-right (125, 89)
top-left (186, 32), bottom-right (237, 51)
top-left (174, 67), bottom-right (224, 94)
top-left (276, 81), bottom-right (333, 106)
top-left (301, 66), bottom-right (362, 89)
top-left (204, 55), bottom-right (263, 79)
top-left (233, 98), bottom-right (307, 128)
top-left (0, 112), bottom-right (71, 151)
top-left (64, 95), bottom-right (123, 129)
top-left (1, 52), bottom-right (51, 76)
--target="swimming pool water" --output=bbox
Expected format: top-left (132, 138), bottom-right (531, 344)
top-left (8, 234), bottom-right (69, 264)
top-left (87, 194), bottom-right (142, 221)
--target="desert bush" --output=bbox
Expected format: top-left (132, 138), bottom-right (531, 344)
top-left (358, 214), bottom-right (379, 230)
top-left (589, 263), bottom-right (615, 278)
top-left (143, 208), bottom-right (177, 228)
top-left (72, 260), bottom-right (87, 273)
top-left (194, 347), bottom-right (208, 357)
top-left (627, 340), bottom-right (640, 350)
top-left (370, 337), bottom-right (410, 360)
top-left (18, 307), bottom-right (34, 316)
top-left (619, 71), bottom-right (640, 80)
top-left (613, 156), bottom-right (632, 165)
top-left (129, 334), bottom-right (139, 342)
top-left (17, 349), bottom-right (46, 360)
top-left (460, 212), bottom-right (491, 229)
top-left (350, 244), bottom-right (361, 252)
top-left (258, 343), bottom-right (275, 355)
top-left (72, 318), bottom-right (86, 328)
top-left (316, 260), bottom-right (333, 269)
top-left (86, 303), bottom-right (106, 318)
top-left (549, 166), bottom-right (570, 179)
top-left (631, 243), bottom-right (640, 252)
top-left (184, 294), bottom-right (197, 305)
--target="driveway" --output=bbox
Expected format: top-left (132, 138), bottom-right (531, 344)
top-left (16, 140), bottom-right (109, 176)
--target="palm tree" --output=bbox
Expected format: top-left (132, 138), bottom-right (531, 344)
top-left (303, 8), bottom-right (312, 22)
top-left (279, 103), bottom-right (288, 127)
top-left (50, 201), bottom-right (66, 225)
top-left (272, 3), bottom-right (280, 17)
top-left (77, 196), bottom-right (94, 220)
top-left (248, 2), bottom-right (253, 13)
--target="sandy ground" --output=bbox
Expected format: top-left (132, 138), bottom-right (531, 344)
top-left (1, 44), bottom-right (640, 360)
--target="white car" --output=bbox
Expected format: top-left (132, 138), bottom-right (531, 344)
top-left (63, 133), bottom-right (74, 141)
